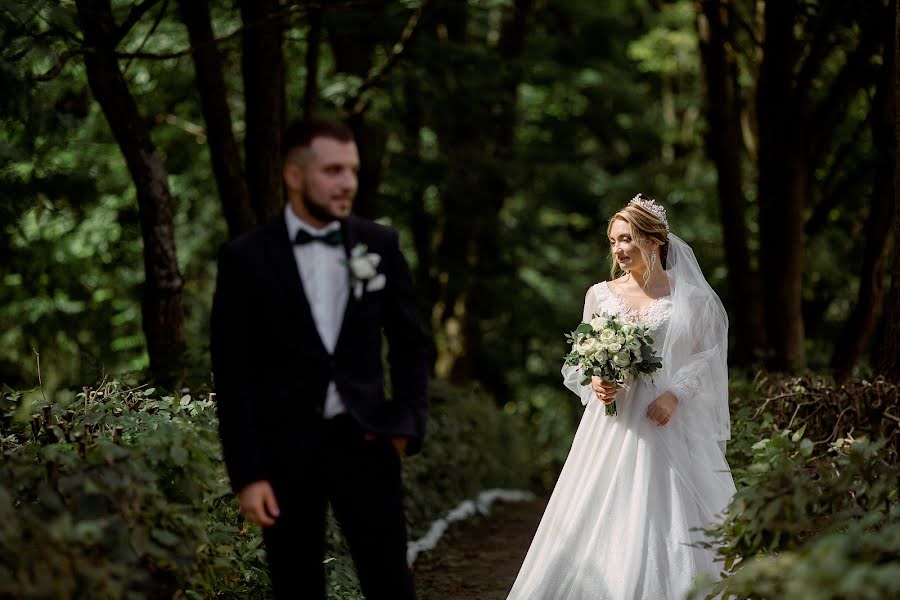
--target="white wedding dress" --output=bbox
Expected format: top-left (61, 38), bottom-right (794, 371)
top-left (507, 281), bottom-right (736, 600)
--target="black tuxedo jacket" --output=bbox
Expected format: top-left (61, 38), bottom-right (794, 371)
top-left (210, 214), bottom-right (429, 493)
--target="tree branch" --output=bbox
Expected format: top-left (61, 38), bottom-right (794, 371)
top-left (303, 2), bottom-right (322, 118)
top-left (105, 0), bottom-right (377, 60)
top-left (122, 0), bottom-right (170, 74)
top-left (793, 5), bottom-right (838, 105)
top-left (805, 111), bottom-right (871, 237)
top-left (806, 11), bottom-right (884, 162)
top-left (805, 162), bottom-right (873, 237)
top-left (111, 2), bottom-right (300, 60)
top-left (114, 0), bottom-right (165, 43)
top-left (30, 48), bottom-right (84, 81)
top-left (729, 1), bottom-right (762, 47)
top-left (344, 0), bottom-right (427, 116)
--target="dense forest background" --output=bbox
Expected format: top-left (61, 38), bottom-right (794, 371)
top-left (2, 0), bottom-right (897, 407)
top-left (1, 1), bottom-right (898, 597)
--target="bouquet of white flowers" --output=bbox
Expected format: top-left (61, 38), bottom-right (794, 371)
top-left (564, 313), bottom-right (663, 416)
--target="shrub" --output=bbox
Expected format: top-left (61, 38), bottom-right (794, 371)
top-left (1, 379), bottom-right (534, 599)
top-left (692, 375), bottom-right (900, 600)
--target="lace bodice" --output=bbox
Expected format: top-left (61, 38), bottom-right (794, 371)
top-left (573, 281), bottom-right (699, 406)
top-left (585, 281), bottom-right (672, 343)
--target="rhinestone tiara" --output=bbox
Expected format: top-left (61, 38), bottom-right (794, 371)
top-left (629, 194), bottom-right (669, 230)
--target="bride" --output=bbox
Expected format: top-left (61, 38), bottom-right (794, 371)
top-left (507, 195), bottom-right (736, 600)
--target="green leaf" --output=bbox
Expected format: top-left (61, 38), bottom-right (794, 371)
top-left (170, 444), bottom-right (188, 466)
top-left (151, 528), bottom-right (179, 547)
top-left (799, 438), bottom-right (814, 456)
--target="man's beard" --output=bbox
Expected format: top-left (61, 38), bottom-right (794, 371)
top-left (301, 185), bottom-right (340, 224)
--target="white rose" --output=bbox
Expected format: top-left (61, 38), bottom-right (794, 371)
top-left (613, 350), bottom-right (631, 367)
top-left (599, 329), bottom-right (616, 343)
top-left (590, 316), bottom-right (608, 331)
top-left (349, 256), bottom-right (378, 279)
top-left (579, 337), bottom-right (600, 355)
top-left (607, 342), bottom-right (622, 353)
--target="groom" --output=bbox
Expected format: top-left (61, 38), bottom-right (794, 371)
top-left (210, 119), bottom-right (428, 599)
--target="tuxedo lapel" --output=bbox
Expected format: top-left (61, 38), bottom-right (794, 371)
top-left (335, 217), bottom-right (359, 348)
top-left (261, 216), bottom-right (329, 356)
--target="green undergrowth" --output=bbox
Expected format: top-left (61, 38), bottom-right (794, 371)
top-left (0, 379), bottom-right (533, 599)
top-left (691, 375), bottom-right (900, 600)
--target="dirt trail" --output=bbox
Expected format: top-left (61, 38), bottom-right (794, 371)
top-left (412, 498), bottom-right (547, 600)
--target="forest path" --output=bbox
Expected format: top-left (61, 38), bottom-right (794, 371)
top-left (412, 498), bottom-right (547, 600)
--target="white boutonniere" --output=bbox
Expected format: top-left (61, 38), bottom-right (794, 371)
top-left (346, 244), bottom-right (386, 299)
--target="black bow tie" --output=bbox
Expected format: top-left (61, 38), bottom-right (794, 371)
top-left (294, 228), bottom-right (343, 247)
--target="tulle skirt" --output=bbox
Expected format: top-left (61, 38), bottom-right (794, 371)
top-left (507, 379), bottom-right (734, 600)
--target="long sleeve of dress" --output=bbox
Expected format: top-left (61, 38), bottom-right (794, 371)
top-left (667, 296), bottom-right (724, 400)
top-left (562, 285), bottom-right (599, 406)
top-left (664, 293), bottom-right (730, 441)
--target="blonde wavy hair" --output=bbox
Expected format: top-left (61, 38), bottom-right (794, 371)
top-left (607, 197), bottom-right (670, 283)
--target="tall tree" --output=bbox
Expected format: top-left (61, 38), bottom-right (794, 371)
top-left (74, 0), bottom-right (185, 376)
top-left (178, 0), bottom-right (256, 238)
top-left (696, 0), bottom-right (763, 363)
top-left (326, 0), bottom-right (391, 219)
top-left (877, 0), bottom-right (900, 380)
top-left (239, 0), bottom-right (285, 221)
top-left (425, 0), bottom-right (532, 395)
top-left (756, 0), bottom-right (883, 369)
top-left (755, 0), bottom-right (807, 369)
top-left (304, 3), bottom-right (323, 119)
top-left (831, 0), bottom-right (896, 381)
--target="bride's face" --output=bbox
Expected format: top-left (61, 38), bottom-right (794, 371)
top-left (608, 218), bottom-right (645, 273)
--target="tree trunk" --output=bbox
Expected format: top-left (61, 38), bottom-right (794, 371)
top-left (831, 1), bottom-right (895, 381)
top-left (403, 75), bottom-right (438, 375)
top-left (326, 1), bottom-right (389, 219)
top-left (428, 0), bottom-right (531, 397)
top-left (877, 0), bottom-right (900, 380)
top-left (696, 0), bottom-right (764, 364)
top-left (756, 0), bottom-right (807, 370)
top-left (74, 0), bottom-right (185, 376)
top-left (239, 0), bottom-right (285, 221)
top-left (178, 0), bottom-right (256, 238)
top-left (304, 3), bottom-right (322, 119)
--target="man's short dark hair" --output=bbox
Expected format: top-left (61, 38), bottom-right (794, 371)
top-left (282, 119), bottom-right (355, 161)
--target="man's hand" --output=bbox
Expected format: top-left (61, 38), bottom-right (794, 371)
top-left (364, 433), bottom-right (409, 457)
top-left (237, 480), bottom-right (280, 527)
top-left (390, 436), bottom-right (408, 457)
top-left (591, 376), bottom-right (618, 405)
top-left (646, 391), bottom-right (679, 426)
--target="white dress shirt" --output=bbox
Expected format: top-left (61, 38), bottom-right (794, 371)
top-left (284, 204), bottom-right (349, 418)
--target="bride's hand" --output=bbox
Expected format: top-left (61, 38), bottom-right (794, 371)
top-left (591, 376), bottom-right (618, 405)
top-left (647, 391), bottom-right (678, 426)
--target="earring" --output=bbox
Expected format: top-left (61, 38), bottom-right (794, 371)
top-left (650, 253), bottom-right (657, 272)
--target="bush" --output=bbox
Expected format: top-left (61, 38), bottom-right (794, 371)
top-left (0, 382), bottom-right (270, 598)
top-left (0, 379), bottom-right (534, 599)
top-left (692, 375), bottom-right (900, 600)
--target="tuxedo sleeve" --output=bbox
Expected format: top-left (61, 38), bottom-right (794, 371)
top-left (382, 231), bottom-right (429, 454)
top-left (210, 243), bottom-right (267, 493)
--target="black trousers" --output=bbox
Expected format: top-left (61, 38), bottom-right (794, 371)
top-left (262, 415), bottom-right (416, 600)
